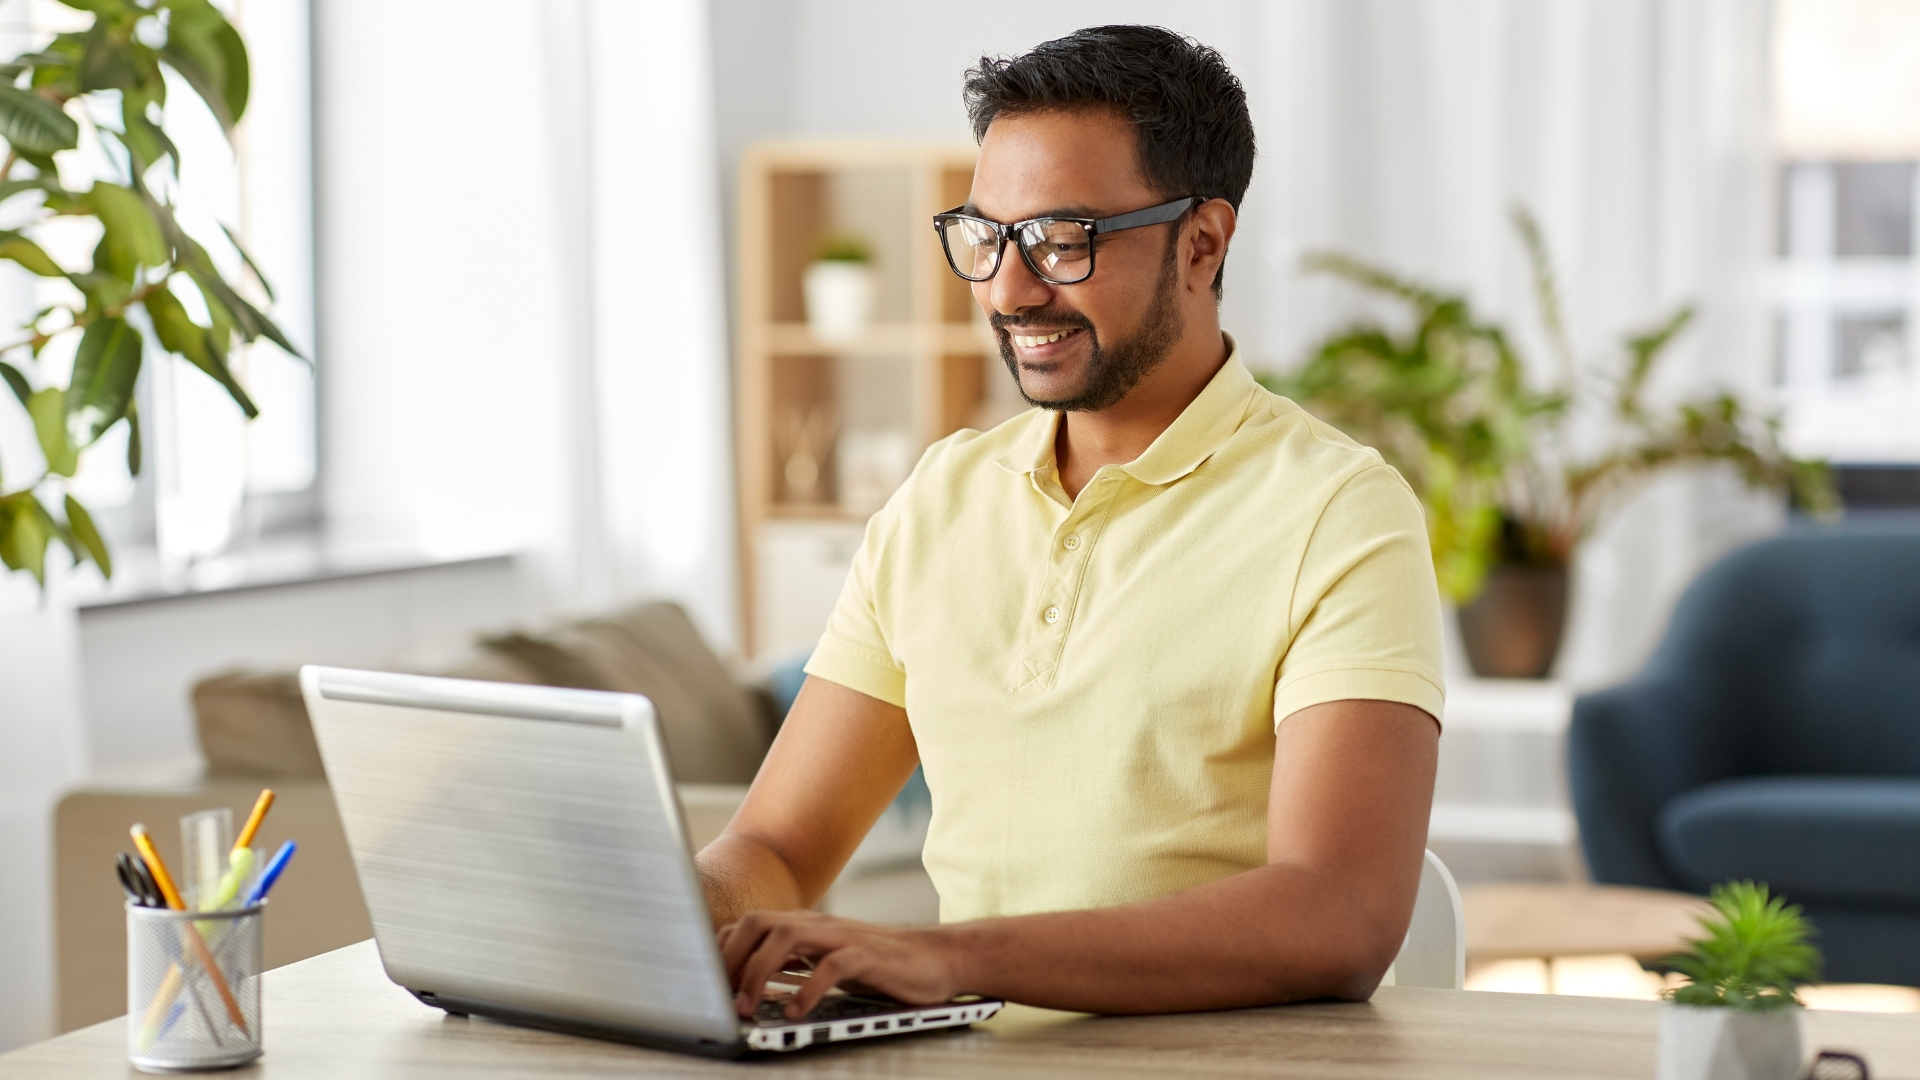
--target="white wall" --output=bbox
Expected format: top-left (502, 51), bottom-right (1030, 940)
top-left (75, 557), bottom-right (530, 770)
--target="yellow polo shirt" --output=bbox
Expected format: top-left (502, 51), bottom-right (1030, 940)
top-left (804, 339), bottom-right (1444, 923)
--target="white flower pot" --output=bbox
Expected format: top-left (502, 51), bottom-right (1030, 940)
top-left (1658, 1004), bottom-right (1803, 1080)
top-left (804, 261), bottom-right (874, 343)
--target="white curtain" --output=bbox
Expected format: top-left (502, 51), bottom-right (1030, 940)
top-left (315, 0), bottom-right (737, 647)
top-left (1225, 0), bottom-right (1783, 687)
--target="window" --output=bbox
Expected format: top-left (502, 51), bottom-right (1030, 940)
top-left (1772, 0), bottom-right (1920, 465)
top-left (25, 0), bottom-right (317, 567)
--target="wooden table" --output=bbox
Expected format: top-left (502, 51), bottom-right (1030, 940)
top-left (5, 940), bottom-right (1918, 1079)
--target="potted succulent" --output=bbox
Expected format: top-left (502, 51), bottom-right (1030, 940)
top-left (803, 233), bottom-right (874, 343)
top-left (1659, 881), bottom-right (1819, 1080)
top-left (0, 0), bottom-right (292, 587)
top-left (1263, 210), bottom-right (1835, 678)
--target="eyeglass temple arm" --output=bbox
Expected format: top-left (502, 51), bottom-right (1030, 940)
top-left (1092, 197), bottom-right (1204, 235)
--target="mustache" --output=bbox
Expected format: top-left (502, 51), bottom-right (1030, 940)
top-left (988, 308), bottom-right (1095, 334)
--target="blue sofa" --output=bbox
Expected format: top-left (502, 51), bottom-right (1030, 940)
top-left (1569, 527), bottom-right (1920, 985)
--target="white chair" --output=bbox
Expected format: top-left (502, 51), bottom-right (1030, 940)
top-left (1383, 849), bottom-right (1465, 989)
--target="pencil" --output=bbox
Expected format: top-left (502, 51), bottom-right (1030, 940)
top-left (129, 825), bottom-right (250, 1035)
top-left (135, 964), bottom-right (183, 1050)
top-left (129, 825), bottom-right (185, 910)
top-left (233, 789), bottom-right (275, 854)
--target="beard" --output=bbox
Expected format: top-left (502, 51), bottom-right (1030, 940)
top-left (990, 239), bottom-right (1185, 413)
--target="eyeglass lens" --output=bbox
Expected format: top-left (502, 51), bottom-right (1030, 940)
top-left (939, 217), bottom-right (1095, 284)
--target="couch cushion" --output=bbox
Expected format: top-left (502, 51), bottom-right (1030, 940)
top-left (193, 603), bottom-right (771, 785)
top-left (478, 601), bottom-right (775, 784)
top-left (193, 671), bottom-right (328, 778)
top-left (1658, 776), bottom-right (1920, 905)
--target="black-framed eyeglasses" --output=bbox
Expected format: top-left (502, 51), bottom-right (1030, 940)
top-left (932, 196), bottom-right (1203, 285)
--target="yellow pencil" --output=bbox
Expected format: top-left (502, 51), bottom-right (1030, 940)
top-left (129, 825), bottom-right (185, 911)
top-left (130, 825), bottom-right (250, 1035)
top-left (135, 964), bottom-right (184, 1051)
top-left (233, 789), bottom-right (275, 855)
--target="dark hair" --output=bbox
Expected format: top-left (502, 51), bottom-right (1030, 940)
top-left (963, 26), bottom-right (1254, 295)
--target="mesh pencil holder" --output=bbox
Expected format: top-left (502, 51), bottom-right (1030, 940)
top-left (126, 901), bottom-right (265, 1072)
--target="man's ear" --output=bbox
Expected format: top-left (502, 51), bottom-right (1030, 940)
top-left (1184, 198), bottom-right (1237, 297)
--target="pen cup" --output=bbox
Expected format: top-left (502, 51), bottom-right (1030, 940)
top-left (126, 901), bottom-right (264, 1072)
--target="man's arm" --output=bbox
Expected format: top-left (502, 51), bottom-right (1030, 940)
top-left (717, 696), bottom-right (1439, 1018)
top-left (697, 676), bottom-right (919, 926)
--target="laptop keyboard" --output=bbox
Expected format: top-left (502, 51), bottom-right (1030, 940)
top-left (755, 994), bottom-right (899, 1024)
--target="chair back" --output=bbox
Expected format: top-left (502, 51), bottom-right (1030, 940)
top-left (1386, 849), bottom-right (1465, 990)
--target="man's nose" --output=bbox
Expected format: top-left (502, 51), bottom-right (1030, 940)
top-left (982, 243), bottom-right (1055, 317)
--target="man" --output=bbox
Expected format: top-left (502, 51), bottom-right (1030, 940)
top-left (700, 25), bottom-right (1444, 1019)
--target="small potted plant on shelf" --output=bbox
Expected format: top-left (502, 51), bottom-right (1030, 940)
top-left (1659, 881), bottom-right (1820, 1080)
top-left (1263, 209), bottom-right (1835, 678)
top-left (804, 233), bottom-right (875, 344)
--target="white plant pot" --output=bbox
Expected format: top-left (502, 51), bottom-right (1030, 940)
top-left (804, 261), bottom-right (874, 343)
top-left (1658, 1004), bottom-right (1803, 1080)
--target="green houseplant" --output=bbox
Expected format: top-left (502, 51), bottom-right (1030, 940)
top-left (1263, 209), bottom-right (1834, 677)
top-left (1658, 882), bottom-right (1820, 1080)
top-left (0, 0), bottom-right (292, 587)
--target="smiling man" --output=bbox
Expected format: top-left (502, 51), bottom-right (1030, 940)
top-left (699, 25), bottom-right (1445, 1018)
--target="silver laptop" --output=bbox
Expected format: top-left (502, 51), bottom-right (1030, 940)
top-left (300, 665), bottom-right (1001, 1056)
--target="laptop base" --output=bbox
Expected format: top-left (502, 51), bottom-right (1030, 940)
top-left (409, 989), bottom-right (747, 1059)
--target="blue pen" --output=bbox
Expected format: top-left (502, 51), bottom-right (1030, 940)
top-left (155, 1000), bottom-right (186, 1041)
top-left (241, 841), bottom-right (296, 908)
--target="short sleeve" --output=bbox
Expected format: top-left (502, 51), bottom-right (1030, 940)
top-left (1273, 463), bottom-right (1446, 728)
top-left (804, 510), bottom-right (908, 708)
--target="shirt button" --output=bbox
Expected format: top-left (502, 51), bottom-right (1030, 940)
top-left (1063, 535), bottom-right (1080, 551)
top-left (1043, 606), bottom-right (1061, 624)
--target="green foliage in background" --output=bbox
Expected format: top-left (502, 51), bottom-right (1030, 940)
top-left (1261, 208), bottom-right (1835, 604)
top-left (0, 0), bottom-right (292, 586)
top-left (815, 233), bottom-right (872, 264)
top-left (1666, 881), bottom-right (1820, 1011)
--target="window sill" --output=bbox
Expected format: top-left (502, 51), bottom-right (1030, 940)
top-left (63, 534), bottom-right (518, 612)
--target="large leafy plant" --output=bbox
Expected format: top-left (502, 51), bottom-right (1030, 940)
top-left (1667, 881), bottom-right (1820, 1011)
top-left (0, 0), bottom-right (293, 585)
top-left (1262, 209), bottom-right (1834, 603)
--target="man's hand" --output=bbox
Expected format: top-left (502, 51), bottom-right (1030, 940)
top-left (718, 910), bottom-right (959, 1019)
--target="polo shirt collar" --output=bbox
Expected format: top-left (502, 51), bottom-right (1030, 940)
top-left (992, 334), bottom-right (1257, 487)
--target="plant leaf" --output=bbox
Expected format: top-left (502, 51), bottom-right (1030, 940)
top-left (88, 182), bottom-right (168, 269)
top-left (0, 359), bottom-right (29, 406)
top-left (0, 176), bottom-right (62, 205)
top-left (119, 94), bottom-right (177, 171)
top-left (145, 282), bottom-right (257, 417)
top-left (157, 0), bottom-right (247, 132)
top-left (64, 493), bottom-right (110, 578)
top-left (0, 85), bottom-right (78, 154)
top-left (76, 20), bottom-right (139, 94)
top-left (65, 316), bottom-right (143, 447)
top-left (218, 222), bottom-right (274, 302)
top-left (0, 230), bottom-right (66, 276)
top-left (211, 20), bottom-right (248, 125)
top-left (143, 195), bottom-right (300, 358)
top-left (0, 492), bottom-right (52, 584)
top-left (28, 386), bottom-right (77, 476)
top-left (125, 399), bottom-right (142, 475)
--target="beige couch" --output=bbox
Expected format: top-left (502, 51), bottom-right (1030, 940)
top-left (53, 602), bottom-right (936, 1033)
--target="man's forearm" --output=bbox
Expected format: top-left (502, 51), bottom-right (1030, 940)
top-left (697, 834), bottom-right (808, 927)
top-left (931, 860), bottom-right (1407, 1013)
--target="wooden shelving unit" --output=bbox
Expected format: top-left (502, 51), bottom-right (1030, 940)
top-left (735, 139), bottom-right (1017, 658)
